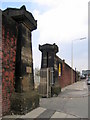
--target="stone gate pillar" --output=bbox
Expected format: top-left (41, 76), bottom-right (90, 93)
top-left (3, 5), bottom-right (39, 114)
top-left (3, 5), bottom-right (36, 92)
top-left (39, 43), bottom-right (59, 84)
top-left (39, 43), bottom-right (58, 68)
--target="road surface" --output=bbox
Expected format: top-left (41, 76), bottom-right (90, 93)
top-left (40, 79), bottom-right (88, 118)
top-left (2, 79), bottom-right (89, 119)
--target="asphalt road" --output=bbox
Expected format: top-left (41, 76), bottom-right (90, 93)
top-left (40, 79), bottom-right (88, 118)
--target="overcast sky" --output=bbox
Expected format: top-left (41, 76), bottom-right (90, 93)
top-left (1, 0), bottom-right (89, 73)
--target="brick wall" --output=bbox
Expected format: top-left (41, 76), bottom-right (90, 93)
top-left (2, 14), bottom-right (17, 115)
top-left (0, 10), bottom-right (2, 117)
top-left (54, 56), bottom-right (77, 88)
top-left (60, 61), bottom-right (76, 88)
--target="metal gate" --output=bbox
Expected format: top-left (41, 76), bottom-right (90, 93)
top-left (39, 68), bottom-right (53, 98)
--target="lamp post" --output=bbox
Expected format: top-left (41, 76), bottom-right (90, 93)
top-left (71, 37), bottom-right (86, 83)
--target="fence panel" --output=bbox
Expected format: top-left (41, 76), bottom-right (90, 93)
top-left (39, 68), bottom-right (53, 97)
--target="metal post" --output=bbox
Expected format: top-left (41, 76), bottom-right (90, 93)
top-left (71, 37), bottom-right (86, 83)
top-left (47, 68), bottom-right (49, 98)
top-left (51, 67), bottom-right (54, 85)
top-left (71, 40), bottom-right (73, 83)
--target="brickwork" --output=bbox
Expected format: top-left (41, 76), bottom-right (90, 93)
top-left (2, 14), bottom-right (17, 115)
top-left (60, 61), bottom-right (76, 88)
top-left (0, 10), bottom-right (2, 117)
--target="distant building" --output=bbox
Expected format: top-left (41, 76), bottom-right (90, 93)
top-left (82, 70), bottom-right (90, 77)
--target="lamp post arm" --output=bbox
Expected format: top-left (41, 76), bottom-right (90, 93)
top-left (71, 37), bottom-right (86, 83)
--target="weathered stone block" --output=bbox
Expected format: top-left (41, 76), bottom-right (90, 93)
top-left (10, 92), bottom-right (39, 115)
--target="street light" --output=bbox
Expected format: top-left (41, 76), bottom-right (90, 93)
top-left (71, 37), bottom-right (87, 83)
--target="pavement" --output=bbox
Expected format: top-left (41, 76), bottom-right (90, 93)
top-left (2, 107), bottom-right (78, 119)
top-left (1, 79), bottom-right (89, 119)
top-left (40, 80), bottom-right (88, 118)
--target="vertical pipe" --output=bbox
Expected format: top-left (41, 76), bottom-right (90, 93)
top-left (47, 68), bottom-right (48, 98)
top-left (71, 41), bottom-right (73, 83)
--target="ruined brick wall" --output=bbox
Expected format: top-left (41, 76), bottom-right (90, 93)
top-left (2, 14), bottom-right (17, 115)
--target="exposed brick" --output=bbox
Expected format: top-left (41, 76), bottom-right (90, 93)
top-left (2, 14), bottom-right (17, 115)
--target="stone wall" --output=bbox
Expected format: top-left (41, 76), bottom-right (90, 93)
top-left (15, 23), bottom-right (34, 92)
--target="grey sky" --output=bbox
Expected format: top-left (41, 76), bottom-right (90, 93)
top-left (1, 0), bottom-right (89, 73)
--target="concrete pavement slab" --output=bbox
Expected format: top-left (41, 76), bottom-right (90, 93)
top-left (61, 80), bottom-right (87, 92)
top-left (66, 114), bottom-right (77, 118)
top-left (3, 115), bottom-right (21, 119)
top-left (20, 107), bottom-right (46, 118)
top-left (40, 97), bottom-right (68, 111)
top-left (51, 111), bottom-right (67, 118)
top-left (37, 109), bottom-right (55, 118)
top-left (63, 97), bottom-right (88, 118)
top-left (3, 107), bottom-right (46, 119)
